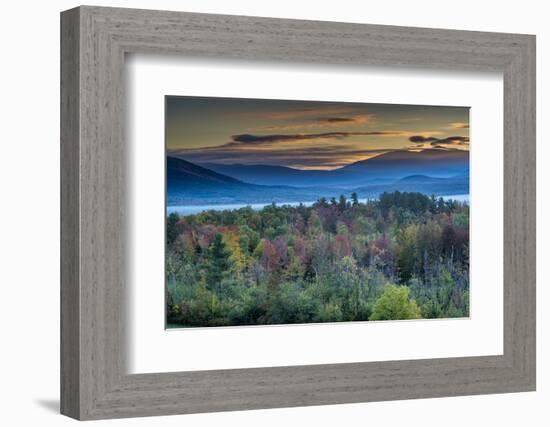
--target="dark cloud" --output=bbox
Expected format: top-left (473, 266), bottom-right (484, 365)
top-left (408, 135), bottom-right (470, 146)
top-left (408, 135), bottom-right (439, 143)
top-left (231, 132), bottom-right (349, 144)
top-left (318, 117), bottom-right (356, 123)
top-left (230, 131), bottom-right (406, 146)
top-left (431, 136), bottom-right (470, 145)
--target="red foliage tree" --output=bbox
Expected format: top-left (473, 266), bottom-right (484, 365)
top-left (261, 239), bottom-right (279, 272)
top-left (335, 234), bottom-right (352, 259)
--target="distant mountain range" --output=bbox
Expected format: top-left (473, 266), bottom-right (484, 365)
top-left (167, 156), bottom-right (335, 206)
top-left (354, 173), bottom-right (469, 197)
top-left (168, 155), bottom-right (244, 189)
top-left (167, 150), bottom-right (469, 207)
top-left (199, 148), bottom-right (469, 188)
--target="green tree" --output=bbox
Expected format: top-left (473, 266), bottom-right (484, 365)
top-left (338, 194), bottom-right (348, 212)
top-left (316, 303), bottom-right (343, 322)
top-left (205, 233), bottom-right (232, 292)
top-left (307, 210), bottom-right (322, 236)
top-left (395, 224), bottom-right (419, 283)
top-left (369, 285), bottom-right (422, 320)
top-left (166, 213), bottom-right (179, 246)
top-left (317, 197), bottom-right (328, 207)
top-left (436, 269), bottom-right (455, 315)
top-left (336, 256), bottom-right (365, 319)
top-left (351, 192), bottom-right (359, 206)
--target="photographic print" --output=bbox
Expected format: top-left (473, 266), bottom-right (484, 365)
top-left (165, 96), bottom-right (470, 328)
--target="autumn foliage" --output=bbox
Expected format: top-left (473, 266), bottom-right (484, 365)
top-left (166, 192), bottom-right (469, 327)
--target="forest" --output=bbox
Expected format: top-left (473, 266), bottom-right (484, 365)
top-left (166, 191), bottom-right (469, 327)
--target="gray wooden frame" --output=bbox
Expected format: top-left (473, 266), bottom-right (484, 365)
top-left (60, 5), bottom-right (536, 420)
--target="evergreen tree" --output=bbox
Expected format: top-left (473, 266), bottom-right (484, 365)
top-left (166, 213), bottom-right (179, 246)
top-left (205, 233), bottom-right (232, 293)
top-left (338, 194), bottom-right (348, 212)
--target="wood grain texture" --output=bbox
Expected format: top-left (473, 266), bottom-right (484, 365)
top-left (60, 6), bottom-right (536, 420)
top-left (60, 7), bottom-right (80, 419)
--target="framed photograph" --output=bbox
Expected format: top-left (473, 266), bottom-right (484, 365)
top-left (61, 6), bottom-right (536, 420)
top-left (164, 96), bottom-right (471, 329)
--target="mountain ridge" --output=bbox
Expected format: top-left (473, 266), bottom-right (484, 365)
top-left (191, 148), bottom-right (468, 187)
top-left (167, 155), bottom-right (469, 206)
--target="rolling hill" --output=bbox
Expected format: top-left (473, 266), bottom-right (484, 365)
top-left (167, 156), bottom-right (337, 206)
top-left (167, 155), bottom-right (469, 207)
top-left (167, 156), bottom-right (246, 188)
top-left (199, 148), bottom-right (469, 188)
top-left (354, 173), bottom-right (469, 197)
top-left (199, 162), bottom-right (332, 187)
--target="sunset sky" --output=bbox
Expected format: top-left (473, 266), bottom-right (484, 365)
top-left (166, 96), bottom-right (470, 170)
